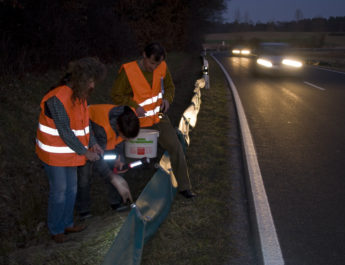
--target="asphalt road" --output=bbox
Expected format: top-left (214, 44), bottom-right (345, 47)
top-left (215, 53), bottom-right (345, 265)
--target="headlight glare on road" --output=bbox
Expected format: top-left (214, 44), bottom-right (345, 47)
top-left (257, 58), bottom-right (273, 68)
top-left (241, 49), bottom-right (251, 55)
top-left (282, 59), bottom-right (303, 68)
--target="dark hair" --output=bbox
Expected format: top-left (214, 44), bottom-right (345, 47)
top-left (117, 106), bottom-right (140, 138)
top-left (52, 57), bottom-right (106, 102)
top-left (144, 42), bottom-right (166, 62)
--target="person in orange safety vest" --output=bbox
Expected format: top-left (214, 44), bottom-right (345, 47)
top-left (35, 57), bottom-right (108, 243)
top-left (111, 42), bottom-right (196, 199)
top-left (76, 104), bottom-right (139, 220)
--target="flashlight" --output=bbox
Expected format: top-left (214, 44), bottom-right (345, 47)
top-left (113, 157), bottom-right (150, 174)
top-left (103, 153), bottom-right (117, 160)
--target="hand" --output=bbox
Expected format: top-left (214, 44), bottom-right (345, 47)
top-left (114, 155), bottom-right (128, 174)
top-left (85, 150), bottom-right (100, 162)
top-left (160, 99), bottom-right (170, 113)
top-left (136, 106), bottom-right (146, 117)
top-left (91, 143), bottom-right (104, 156)
top-left (109, 173), bottom-right (133, 203)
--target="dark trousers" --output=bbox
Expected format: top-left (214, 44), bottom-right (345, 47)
top-left (148, 115), bottom-right (191, 191)
top-left (76, 147), bottom-right (124, 214)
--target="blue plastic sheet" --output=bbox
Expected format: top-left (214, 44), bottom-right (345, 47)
top-left (102, 166), bottom-right (177, 265)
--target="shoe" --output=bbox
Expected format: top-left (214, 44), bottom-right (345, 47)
top-left (52, 233), bottom-right (68, 243)
top-left (79, 212), bottom-right (92, 221)
top-left (179, 189), bottom-right (196, 199)
top-left (64, 224), bottom-right (87, 234)
top-left (111, 203), bottom-right (131, 212)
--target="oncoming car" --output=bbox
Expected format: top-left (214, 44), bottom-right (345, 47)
top-left (231, 45), bottom-right (252, 56)
top-left (253, 42), bottom-right (303, 76)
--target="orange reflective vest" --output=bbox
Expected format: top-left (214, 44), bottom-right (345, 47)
top-left (36, 85), bottom-right (90, 167)
top-left (88, 104), bottom-right (123, 151)
top-left (121, 61), bottom-right (167, 127)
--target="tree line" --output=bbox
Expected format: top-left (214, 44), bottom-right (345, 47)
top-left (208, 16), bottom-right (345, 33)
top-left (0, 0), bottom-right (226, 75)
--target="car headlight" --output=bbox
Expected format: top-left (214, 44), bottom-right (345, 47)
top-left (257, 58), bottom-right (272, 68)
top-left (241, 49), bottom-right (251, 55)
top-left (232, 49), bottom-right (241, 54)
top-left (282, 59), bottom-right (303, 68)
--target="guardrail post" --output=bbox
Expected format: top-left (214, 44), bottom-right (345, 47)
top-left (201, 50), bottom-right (210, 89)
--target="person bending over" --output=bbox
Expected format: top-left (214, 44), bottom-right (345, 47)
top-left (76, 104), bottom-right (139, 220)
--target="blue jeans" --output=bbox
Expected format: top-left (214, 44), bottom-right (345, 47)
top-left (43, 163), bottom-right (77, 235)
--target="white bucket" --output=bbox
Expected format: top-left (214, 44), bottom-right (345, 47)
top-left (125, 129), bottom-right (160, 158)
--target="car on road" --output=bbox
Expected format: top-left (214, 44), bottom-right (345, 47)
top-left (252, 42), bottom-right (303, 76)
top-left (231, 45), bottom-right (252, 57)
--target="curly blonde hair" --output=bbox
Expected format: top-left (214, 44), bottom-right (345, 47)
top-left (55, 57), bottom-right (106, 102)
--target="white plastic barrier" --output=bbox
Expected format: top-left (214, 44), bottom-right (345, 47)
top-left (160, 77), bottom-right (204, 185)
top-left (177, 79), bottom-right (203, 146)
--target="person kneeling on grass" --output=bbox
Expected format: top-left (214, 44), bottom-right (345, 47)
top-left (35, 57), bottom-right (106, 243)
top-left (76, 104), bottom-right (139, 220)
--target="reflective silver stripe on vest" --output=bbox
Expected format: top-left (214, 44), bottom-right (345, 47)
top-left (138, 93), bottom-right (162, 107)
top-left (142, 106), bottom-right (161, 117)
top-left (36, 139), bottom-right (87, 154)
top-left (39, 123), bottom-right (89, 136)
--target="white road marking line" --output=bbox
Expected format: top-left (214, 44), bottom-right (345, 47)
top-left (304, 81), bottom-right (326, 91)
top-left (312, 66), bottom-right (345, 75)
top-left (212, 55), bottom-right (285, 265)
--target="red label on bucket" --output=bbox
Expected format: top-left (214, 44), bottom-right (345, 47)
top-left (137, 147), bottom-right (145, 155)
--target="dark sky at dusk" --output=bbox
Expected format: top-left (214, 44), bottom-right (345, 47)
top-left (223, 0), bottom-right (345, 23)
